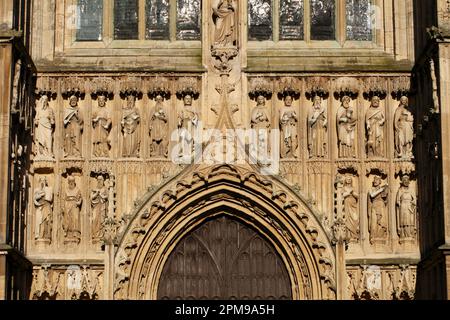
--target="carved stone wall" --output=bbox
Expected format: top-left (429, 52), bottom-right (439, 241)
top-left (23, 0), bottom-right (428, 300)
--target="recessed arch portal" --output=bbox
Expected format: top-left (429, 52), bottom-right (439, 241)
top-left (157, 215), bottom-right (292, 300)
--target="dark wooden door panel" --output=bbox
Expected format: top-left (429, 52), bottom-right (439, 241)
top-left (157, 216), bottom-right (292, 300)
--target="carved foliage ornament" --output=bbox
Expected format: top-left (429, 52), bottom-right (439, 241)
top-left (89, 77), bottom-right (115, 96)
top-left (176, 77), bottom-right (200, 97)
top-left (249, 77), bottom-right (273, 99)
top-left (276, 77), bottom-right (301, 98)
top-left (305, 77), bottom-right (329, 97)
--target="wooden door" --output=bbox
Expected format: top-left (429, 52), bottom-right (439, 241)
top-left (157, 216), bottom-right (292, 300)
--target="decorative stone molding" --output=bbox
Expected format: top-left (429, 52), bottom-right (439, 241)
top-left (305, 77), bottom-right (329, 97)
top-left (89, 77), bottom-right (115, 96)
top-left (363, 77), bottom-right (388, 98)
top-left (145, 76), bottom-right (171, 97)
top-left (61, 77), bottom-right (86, 97)
top-left (120, 77), bottom-right (143, 96)
top-left (391, 76), bottom-right (411, 98)
top-left (176, 77), bottom-right (201, 98)
top-left (248, 77), bottom-right (273, 98)
top-left (276, 77), bottom-right (301, 98)
top-left (36, 76), bottom-right (58, 96)
top-left (333, 77), bottom-right (360, 98)
top-left (113, 164), bottom-right (336, 300)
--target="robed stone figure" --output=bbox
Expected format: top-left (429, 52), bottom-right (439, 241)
top-left (279, 95), bottom-right (298, 158)
top-left (394, 96), bottom-right (414, 159)
top-left (35, 95), bottom-right (55, 158)
top-left (34, 177), bottom-right (53, 241)
top-left (90, 176), bottom-right (109, 241)
top-left (177, 94), bottom-right (199, 158)
top-left (62, 176), bottom-right (82, 244)
top-left (149, 95), bottom-right (169, 158)
top-left (366, 96), bottom-right (385, 157)
top-left (212, 0), bottom-right (236, 47)
top-left (396, 175), bottom-right (417, 241)
top-left (251, 95), bottom-right (271, 163)
top-left (337, 96), bottom-right (357, 158)
top-left (368, 176), bottom-right (389, 244)
top-left (342, 177), bottom-right (359, 242)
top-left (121, 95), bottom-right (141, 158)
top-left (308, 96), bottom-right (327, 158)
top-left (92, 95), bottom-right (112, 157)
top-left (63, 95), bottom-right (84, 157)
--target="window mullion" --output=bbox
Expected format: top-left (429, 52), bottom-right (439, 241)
top-left (337, 0), bottom-right (345, 44)
top-left (273, 0), bottom-right (279, 42)
top-left (304, 0), bottom-right (310, 42)
top-left (170, 0), bottom-right (176, 41)
top-left (105, 0), bottom-right (112, 42)
top-left (138, 0), bottom-right (145, 40)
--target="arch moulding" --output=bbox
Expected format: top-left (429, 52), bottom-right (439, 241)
top-left (113, 164), bottom-right (337, 300)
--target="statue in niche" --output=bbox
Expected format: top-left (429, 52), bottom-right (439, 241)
top-left (251, 95), bottom-right (271, 162)
top-left (34, 177), bottom-right (53, 241)
top-left (149, 95), bottom-right (169, 158)
top-left (178, 94), bottom-right (199, 157)
top-left (212, 0), bottom-right (236, 47)
top-left (35, 95), bottom-right (55, 158)
top-left (394, 96), bottom-right (414, 159)
top-left (90, 176), bottom-right (109, 241)
top-left (307, 96), bottom-right (328, 158)
top-left (279, 95), bottom-right (298, 158)
top-left (92, 95), bottom-right (112, 157)
top-left (396, 175), bottom-right (417, 241)
top-left (121, 95), bottom-right (141, 158)
top-left (62, 176), bottom-right (82, 243)
top-left (63, 95), bottom-right (84, 158)
top-left (368, 176), bottom-right (389, 244)
top-left (366, 96), bottom-right (385, 157)
top-left (337, 96), bottom-right (357, 158)
top-left (342, 176), bottom-right (359, 242)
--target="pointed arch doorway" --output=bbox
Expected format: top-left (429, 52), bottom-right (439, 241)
top-left (157, 216), bottom-right (292, 300)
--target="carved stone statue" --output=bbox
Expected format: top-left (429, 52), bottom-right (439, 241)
top-left (396, 175), bottom-right (417, 241)
top-left (279, 95), bottom-right (298, 158)
top-left (366, 96), bottom-right (385, 157)
top-left (368, 176), bottom-right (389, 244)
top-left (394, 96), bottom-right (414, 159)
top-left (337, 96), bottom-right (357, 158)
top-left (149, 95), bottom-right (169, 158)
top-left (342, 177), bottom-right (359, 242)
top-left (34, 177), bottom-right (53, 241)
top-left (212, 0), bottom-right (236, 47)
top-left (178, 94), bottom-right (199, 157)
top-left (251, 95), bottom-right (271, 162)
top-left (308, 96), bottom-right (327, 158)
top-left (63, 95), bottom-right (84, 157)
top-left (121, 95), bottom-right (141, 158)
top-left (35, 95), bottom-right (55, 158)
top-left (92, 95), bottom-right (112, 157)
top-left (62, 176), bottom-right (82, 244)
top-left (90, 176), bottom-right (109, 241)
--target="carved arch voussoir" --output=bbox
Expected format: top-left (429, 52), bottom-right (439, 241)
top-left (114, 164), bottom-right (336, 300)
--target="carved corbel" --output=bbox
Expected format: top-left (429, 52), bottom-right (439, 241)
top-left (36, 76), bottom-right (58, 98)
top-left (120, 76), bottom-right (143, 97)
top-left (276, 77), bottom-right (301, 99)
top-left (305, 77), bottom-right (329, 99)
top-left (61, 76), bottom-right (86, 98)
top-left (146, 76), bottom-right (171, 99)
top-left (391, 76), bottom-right (411, 99)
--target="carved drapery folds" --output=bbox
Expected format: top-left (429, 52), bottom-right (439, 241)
top-left (147, 77), bottom-right (171, 158)
top-left (396, 175), bottom-right (417, 243)
top-left (91, 78), bottom-right (114, 158)
top-left (367, 175), bottom-right (389, 245)
top-left (120, 77), bottom-right (142, 158)
top-left (62, 175), bottom-right (83, 245)
top-left (34, 177), bottom-right (53, 243)
top-left (306, 77), bottom-right (329, 158)
top-left (176, 77), bottom-right (201, 160)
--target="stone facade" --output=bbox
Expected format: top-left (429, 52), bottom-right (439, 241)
top-left (0, 0), bottom-right (449, 300)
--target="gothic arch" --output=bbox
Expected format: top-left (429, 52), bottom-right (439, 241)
top-left (114, 164), bottom-right (336, 300)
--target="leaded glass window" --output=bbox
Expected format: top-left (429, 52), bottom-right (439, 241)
top-left (248, 0), bottom-right (273, 41)
top-left (146, 0), bottom-right (170, 40)
top-left (280, 0), bottom-right (304, 40)
top-left (76, 0), bottom-right (103, 41)
top-left (310, 0), bottom-right (335, 40)
top-left (346, 0), bottom-right (372, 41)
top-left (114, 0), bottom-right (139, 40)
top-left (176, 0), bottom-right (201, 40)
